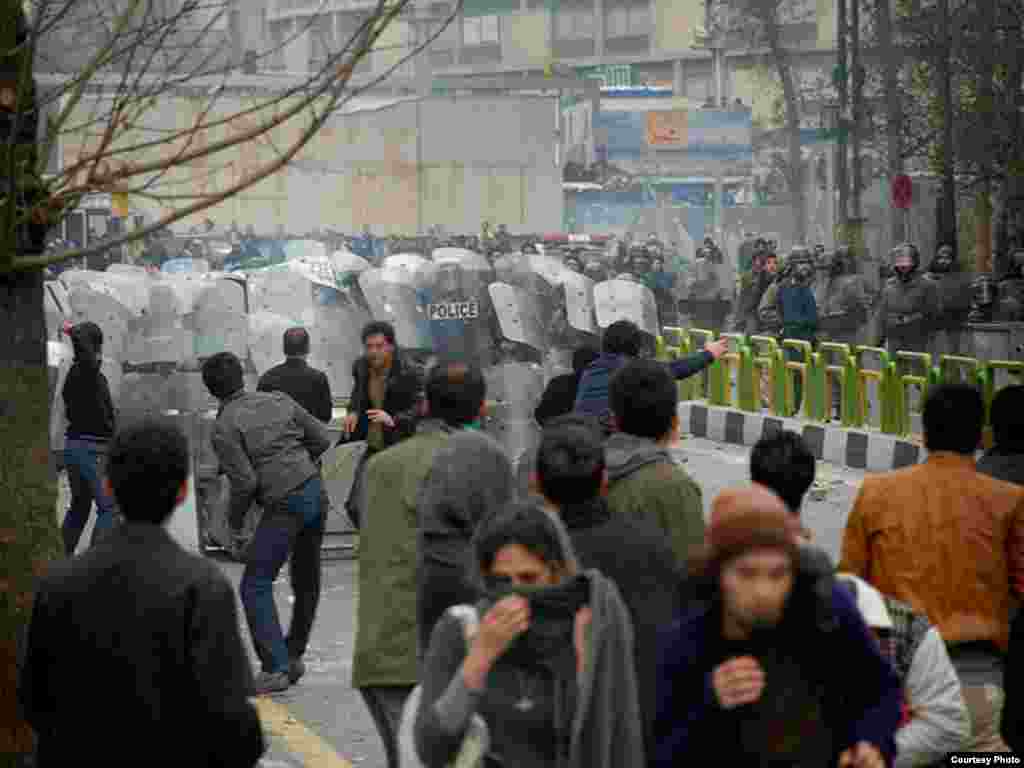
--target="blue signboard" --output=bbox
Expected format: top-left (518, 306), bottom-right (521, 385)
top-left (595, 108), bottom-right (753, 163)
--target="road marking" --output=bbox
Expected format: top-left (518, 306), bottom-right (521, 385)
top-left (255, 697), bottom-right (354, 768)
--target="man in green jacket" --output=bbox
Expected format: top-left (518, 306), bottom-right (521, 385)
top-left (605, 359), bottom-right (705, 572)
top-left (352, 360), bottom-right (487, 768)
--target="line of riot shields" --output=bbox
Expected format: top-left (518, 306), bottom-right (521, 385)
top-left (44, 238), bottom-right (677, 556)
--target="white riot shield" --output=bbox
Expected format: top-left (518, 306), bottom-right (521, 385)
top-left (594, 278), bottom-right (660, 336)
top-left (561, 271), bottom-right (598, 335)
top-left (331, 250), bottom-right (371, 277)
top-left (161, 257), bottom-right (211, 274)
top-left (431, 248), bottom-right (491, 271)
top-left (383, 253), bottom-right (430, 281)
top-left (488, 283), bottom-right (546, 350)
top-left (358, 269), bottom-right (433, 351)
top-left (192, 278), bottom-right (249, 360)
top-left (283, 239), bottom-right (329, 265)
top-left (308, 284), bottom-right (371, 398)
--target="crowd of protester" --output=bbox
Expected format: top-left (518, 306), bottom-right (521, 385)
top-left (16, 315), bottom-right (1024, 767)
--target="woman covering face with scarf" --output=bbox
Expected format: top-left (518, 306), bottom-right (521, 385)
top-left (413, 500), bottom-right (645, 768)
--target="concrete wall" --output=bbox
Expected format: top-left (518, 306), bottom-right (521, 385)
top-left (61, 90), bottom-right (562, 236)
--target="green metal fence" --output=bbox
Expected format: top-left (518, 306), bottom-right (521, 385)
top-left (658, 327), bottom-right (1024, 439)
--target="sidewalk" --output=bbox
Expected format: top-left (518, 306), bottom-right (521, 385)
top-left (678, 401), bottom-right (927, 472)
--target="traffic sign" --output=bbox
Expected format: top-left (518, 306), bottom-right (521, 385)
top-left (892, 174), bottom-right (913, 209)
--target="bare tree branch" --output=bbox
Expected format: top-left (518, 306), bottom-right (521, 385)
top-left (5, 0), bottom-right (464, 272)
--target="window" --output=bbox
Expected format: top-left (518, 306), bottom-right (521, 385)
top-left (605, 2), bottom-right (650, 37)
top-left (463, 14), bottom-right (500, 45)
top-left (558, 9), bottom-right (595, 39)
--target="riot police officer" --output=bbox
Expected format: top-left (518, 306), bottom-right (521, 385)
top-left (874, 243), bottom-right (940, 358)
top-left (925, 242), bottom-right (974, 357)
top-left (995, 248), bottom-right (1024, 321)
top-left (775, 247), bottom-right (819, 414)
top-left (817, 245), bottom-right (871, 418)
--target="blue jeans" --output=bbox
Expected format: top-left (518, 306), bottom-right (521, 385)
top-left (62, 438), bottom-right (118, 556)
top-left (240, 475), bottom-right (325, 674)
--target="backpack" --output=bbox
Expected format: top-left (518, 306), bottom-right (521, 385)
top-left (399, 605), bottom-right (490, 768)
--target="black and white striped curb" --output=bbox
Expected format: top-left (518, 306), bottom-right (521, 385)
top-left (679, 402), bottom-right (927, 472)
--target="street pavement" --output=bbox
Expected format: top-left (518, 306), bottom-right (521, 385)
top-left (201, 435), bottom-right (868, 767)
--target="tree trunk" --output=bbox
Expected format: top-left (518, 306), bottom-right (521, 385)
top-left (875, 0), bottom-right (905, 244)
top-left (973, 0), bottom-right (997, 273)
top-left (765, 16), bottom-right (807, 244)
top-left (0, 266), bottom-right (60, 762)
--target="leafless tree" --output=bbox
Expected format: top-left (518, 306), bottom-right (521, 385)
top-left (0, 0), bottom-right (460, 756)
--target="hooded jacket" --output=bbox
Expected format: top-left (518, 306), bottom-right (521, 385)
top-left (604, 432), bottom-right (705, 568)
top-left (574, 352), bottom-right (712, 425)
top-left (416, 430), bottom-right (516, 654)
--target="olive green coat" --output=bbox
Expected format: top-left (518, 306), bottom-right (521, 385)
top-left (351, 420), bottom-right (454, 688)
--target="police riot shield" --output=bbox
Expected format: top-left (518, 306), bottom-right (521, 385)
top-left (419, 256), bottom-right (498, 364)
top-left (561, 270), bottom-right (598, 335)
top-left (383, 253), bottom-right (431, 282)
top-left (594, 278), bottom-right (660, 337)
top-left (283, 239), bottom-right (329, 265)
top-left (488, 283), bottom-right (547, 350)
top-left (358, 267), bottom-right (433, 352)
top-left (331, 249), bottom-right (371, 278)
top-left (432, 247), bottom-right (492, 272)
top-left (247, 262), bottom-right (367, 396)
top-left (162, 257), bottom-right (211, 274)
top-left (482, 361), bottom-right (546, 471)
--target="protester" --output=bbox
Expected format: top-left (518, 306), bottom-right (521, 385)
top-left (654, 486), bottom-right (901, 768)
top-left (534, 345), bottom-right (599, 426)
top-left (203, 351), bottom-right (332, 695)
top-left (257, 327), bottom-right (333, 422)
top-left (749, 431), bottom-right (831, 557)
top-left (533, 417), bottom-right (677, 757)
top-left (353, 361), bottom-right (487, 768)
top-left (18, 419), bottom-right (265, 767)
top-left (342, 321), bottom-right (421, 528)
top-left (574, 319), bottom-right (727, 430)
top-left (414, 500), bottom-right (645, 768)
top-left (60, 321), bottom-right (118, 555)
top-left (747, 431), bottom-right (836, 622)
top-left (605, 359), bottom-right (705, 567)
top-left (841, 383), bottom-right (1024, 752)
top-left (977, 384), bottom-right (1024, 486)
top-left (417, 426), bottom-right (516, 656)
top-left (836, 573), bottom-right (971, 766)
top-left (255, 326), bottom-right (334, 683)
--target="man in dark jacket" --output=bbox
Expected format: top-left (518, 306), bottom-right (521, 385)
top-left (343, 321), bottom-right (421, 528)
top-left (534, 416), bottom-right (677, 759)
top-left (203, 351), bottom-right (332, 695)
top-left (574, 319), bottom-right (727, 430)
top-left (256, 326), bottom-right (334, 686)
top-left (534, 345), bottom-right (599, 426)
top-left (654, 485), bottom-right (901, 768)
top-left (18, 418), bottom-right (265, 767)
top-left (977, 385), bottom-right (1024, 487)
top-left (257, 327), bottom-right (333, 423)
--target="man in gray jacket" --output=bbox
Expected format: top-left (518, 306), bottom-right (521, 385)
top-left (203, 351), bottom-right (332, 695)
